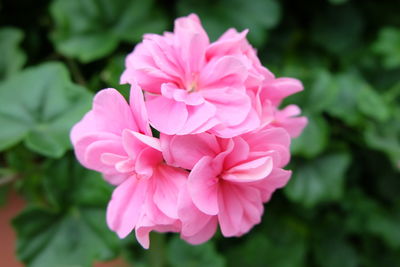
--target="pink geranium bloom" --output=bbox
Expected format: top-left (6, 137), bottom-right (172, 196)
top-left (121, 14), bottom-right (263, 137)
top-left (160, 127), bottom-right (292, 243)
top-left (70, 83), bottom-right (188, 248)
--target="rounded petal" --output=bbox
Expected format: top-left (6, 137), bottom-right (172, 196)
top-left (106, 177), bottom-right (148, 238)
top-left (188, 156), bottom-right (220, 215)
top-left (146, 95), bottom-right (188, 135)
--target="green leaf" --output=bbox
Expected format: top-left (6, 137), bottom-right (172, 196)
top-left (372, 27), bottom-right (400, 69)
top-left (291, 114), bottom-right (329, 158)
top-left (311, 5), bottom-right (363, 54)
top-left (227, 215), bottom-right (308, 267)
top-left (167, 237), bottom-right (225, 267)
top-left (313, 218), bottom-right (359, 267)
top-left (345, 190), bottom-right (400, 249)
top-left (0, 62), bottom-right (92, 157)
top-left (101, 55), bottom-right (130, 98)
top-left (304, 69), bottom-right (339, 113)
top-left (50, 0), bottom-right (167, 62)
top-left (364, 118), bottom-right (400, 171)
top-left (13, 157), bottom-right (120, 267)
top-left (325, 72), bottom-right (365, 126)
top-left (177, 0), bottom-right (281, 47)
top-left (357, 84), bottom-right (390, 122)
top-left (285, 152), bottom-right (351, 207)
top-left (0, 27), bottom-right (26, 80)
top-left (13, 206), bottom-right (120, 267)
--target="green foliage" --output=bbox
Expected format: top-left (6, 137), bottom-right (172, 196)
top-left (13, 157), bottom-right (121, 267)
top-left (50, 0), bottom-right (167, 62)
top-left (1, 0), bottom-right (400, 266)
top-left (0, 28), bottom-right (26, 80)
top-left (373, 27), bottom-right (400, 69)
top-left (167, 237), bottom-right (225, 267)
top-left (177, 0), bottom-right (280, 46)
top-left (0, 62), bottom-right (92, 157)
top-left (285, 152), bottom-right (351, 207)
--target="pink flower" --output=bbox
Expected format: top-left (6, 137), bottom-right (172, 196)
top-left (121, 14), bottom-right (263, 137)
top-left (160, 128), bottom-right (292, 243)
top-left (70, 13), bottom-right (308, 248)
top-left (70, 83), bottom-right (188, 248)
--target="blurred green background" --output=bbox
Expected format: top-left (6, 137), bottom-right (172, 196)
top-left (0, 0), bottom-right (399, 266)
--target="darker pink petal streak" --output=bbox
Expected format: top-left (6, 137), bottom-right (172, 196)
top-left (71, 13), bottom-right (307, 248)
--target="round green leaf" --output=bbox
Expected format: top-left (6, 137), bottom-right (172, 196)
top-left (0, 62), bottom-right (92, 157)
top-left (50, 0), bottom-right (167, 62)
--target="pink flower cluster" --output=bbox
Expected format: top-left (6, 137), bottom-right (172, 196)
top-left (71, 14), bottom-right (307, 249)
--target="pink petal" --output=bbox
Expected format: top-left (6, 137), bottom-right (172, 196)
top-left (153, 165), bottom-right (188, 219)
top-left (223, 137), bottom-right (250, 169)
top-left (181, 216), bottom-right (218, 245)
top-left (146, 95), bottom-right (188, 135)
top-left (217, 183), bottom-right (243, 236)
top-left (83, 139), bottom-right (126, 173)
top-left (199, 56), bottom-right (248, 89)
top-left (261, 78), bottom-right (303, 106)
top-left (223, 156), bottom-right (273, 183)
top-left (106, 177), bottom-right (148, 238)
top-left (161, 133), bottom-right (220, 170)
top-left (123, 130), bottom-right (162, 152)
top-left (188, 156), bottom-right (220, 215)
top-left (206, 29), bottom-right (249, 59)
top-left (174, 14), bottom-right (209, 76)
top-left (177, 185), bottom-right (214, 237)
top-left (74, 89), bottom-right (137, 139)
top-left (135, 147), bottom-right (163, 178)
top-left (129, 81), bottom-right (152, 136)
top-left (202, 87), bottom-right (251, 127)
top-left (273, 105), bottom-right (308, 138)
top-left (209, 107), bottom-right (260, 138)
top-left (252, 168), bottom-right (292, 202)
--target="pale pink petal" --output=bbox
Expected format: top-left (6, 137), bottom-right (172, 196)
top-left (223, 156), bottom-right (273, 183)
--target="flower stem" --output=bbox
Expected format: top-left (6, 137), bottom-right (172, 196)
top-left (147, 232), bottom-right (166, 267)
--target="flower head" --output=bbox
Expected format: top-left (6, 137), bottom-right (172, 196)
top-left (71, 13), bottom-right (307, 249)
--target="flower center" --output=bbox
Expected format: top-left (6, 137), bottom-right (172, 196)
top-left (186, 72), bottom-right (199, 93)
